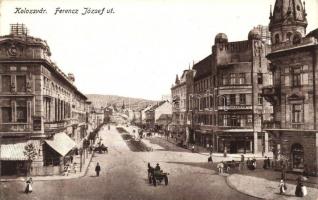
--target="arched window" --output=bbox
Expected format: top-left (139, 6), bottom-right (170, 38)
top-left (274, 34), bottom-right (280, 44)
top-left (293, 33), bottom-right (302, 45)
top-left (291, 143), bottom-right (304, 169)
top-left (286, 32), bottom-right (293, 41)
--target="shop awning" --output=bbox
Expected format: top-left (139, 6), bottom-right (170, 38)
top-left (45, 132), bottom-right (76, 157)
top-left (0, 140), bottom-right (40, 161)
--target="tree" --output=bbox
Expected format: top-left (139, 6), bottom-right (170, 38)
top-left (23, 143), bottom-right (37, 176)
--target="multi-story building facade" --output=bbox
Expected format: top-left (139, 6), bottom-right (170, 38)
top-left (140, 105), bottom-right (152, 129)
top-left (170, 28), bottom-right (273, 154)
top-left (171, 70), bottom-right (193, 144)
top-left (145, 101), bottom-right (172, 130)
top-left (0, 24), bottom-right (88, 176)
top-left (190, 56), bottom-right (215, 148)
top-left (212, 30), bottom-right (272, 154)
top-left (263, 0), bottom-right (318, 175)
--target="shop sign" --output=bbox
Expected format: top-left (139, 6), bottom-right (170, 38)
top-left (218, 105), bottom-right (252, 110)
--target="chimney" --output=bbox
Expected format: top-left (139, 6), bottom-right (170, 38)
top-left (68, 73), bottom-right (75, 83)
top-left (10, 23), bottom-right (28, 36)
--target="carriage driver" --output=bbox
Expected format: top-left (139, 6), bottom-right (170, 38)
top-left (155, 163), bottom-right (161, 171)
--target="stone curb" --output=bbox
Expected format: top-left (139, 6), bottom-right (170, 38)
top-left (225, 174), bottom-right (264, 200)
top-left (0, 152), bottom-right (94, 182)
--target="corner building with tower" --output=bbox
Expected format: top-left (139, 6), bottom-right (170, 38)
top-left (263, 0), bottom-right (318, 175)
top-left (0, 24), bottom-right (91, 176)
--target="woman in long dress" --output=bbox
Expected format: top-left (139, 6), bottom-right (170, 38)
top-left (279, 179), bottom-right (286, 194)
top-left (25, 177), bottom-right (33, 193)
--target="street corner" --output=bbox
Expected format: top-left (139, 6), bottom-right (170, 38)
top-left (226, 174), bottom-right (318, 200)
top-left (226, 174), bottom-right (271, 200)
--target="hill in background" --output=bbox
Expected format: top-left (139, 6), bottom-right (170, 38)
top-left (86, 94), bottom-right (157, 110)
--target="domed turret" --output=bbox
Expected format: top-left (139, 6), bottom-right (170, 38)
top-left (269, 0), bottom-right (307, 44)
top-left (215, 33), bottom-right (228, 44)
top-left (248, 29), bottom-right (262, 40)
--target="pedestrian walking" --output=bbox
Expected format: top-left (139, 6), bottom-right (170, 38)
top-left (191, 145), bottom-right (195, 153)
top-left (279, 179), bottom-right (287, 195)
top-left (295, 176), bottom-right (308, 197)
top-left (95, 162), bottom-right (101, 177)
top-left (208, 155), bottom-right (213, 163)
top-left (252, 157), bottom-right (257, 168)
top-left (217, 161), bottom-right (224, 174)
top-left (25, 177), bottom-right (33, 194)
top-left (281, 164), bottom-right (286, 181)
top-left (64, 164), bottom-right (69, 176)
top-left (263, 156), bottom-right (268, 169)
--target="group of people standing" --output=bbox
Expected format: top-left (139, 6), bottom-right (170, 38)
top-left (279, 176), bottom-right (308, 197)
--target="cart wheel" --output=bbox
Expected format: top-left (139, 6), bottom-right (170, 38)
top-left (164, 176), bottom-right (168, 185)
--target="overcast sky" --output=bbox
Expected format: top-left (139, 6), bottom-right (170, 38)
top-left (1, 0), bottom-right (317, 100)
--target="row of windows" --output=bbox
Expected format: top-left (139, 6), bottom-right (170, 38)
top-left (190, 95), bottom-right (214, 110)
top-left (220, 73), bottom-right (246, 86)
top-left (189, 93), bottom-right (263, 109)
top-left (1, 75), bottom-right (27, 92)
top-left (43, 97), bottom-right (72, 122)
top-left (194, 114), bottom-right (215, 126)
top-left (218, 114), bottom-right (253, 127)
top-left (219, 73), bottom-right (264, 86)
top-left (273, 32), bottom-right (302, 45)
top-left (1, 99), bottom-right (28, 123)
top-left (44, 76), bottom-right (71, 97)
top-left (194, 77), bottom-right (213, 92)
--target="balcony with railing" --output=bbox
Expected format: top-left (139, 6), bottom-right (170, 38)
top-left (217, 125), bottom-right (253, 130)
top-left (262, 85), bottom-right (280, 105)
top-left (44, 120), bottom-right (71, 132)
top-left (262, 121), bottom-right (281, 130)
top-left (271, 37), bottom-right (317, 52)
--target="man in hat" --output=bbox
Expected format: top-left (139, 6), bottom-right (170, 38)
top-left (155, 163), bottom-right (161, 171)
top-left (95, 162), bottom-right (101, 177)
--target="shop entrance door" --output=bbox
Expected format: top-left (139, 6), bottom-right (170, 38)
top-left (291, 143), bottom-right (304, 171)
top-left (230, 141), bottom-right (237, 153)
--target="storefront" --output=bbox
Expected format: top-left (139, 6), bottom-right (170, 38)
top-left (194, 129), bottom-right (214, 148)
top-left (44, 132), bottom-right (76, 168)
top-left (291, 143), bottom-right (304, 171)
top-left (0, 140), bottom-right (40, 176)
top-left (216, 131), bottom-right (254, 154)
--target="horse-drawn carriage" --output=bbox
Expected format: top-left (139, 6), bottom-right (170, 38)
top-left (148, 166), bottom-right (169, 186)
top-left (223, 160), bottom-right (241, 173)
top-left (94, 144), bottom-right (108, 153)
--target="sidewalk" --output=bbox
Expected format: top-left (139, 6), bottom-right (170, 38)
top-left (151, 135), bottom-right (273, 160)
top-left (227, 170), bottom-right (318, 200)
top-left (0, 151), bottom-right (94, 182)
